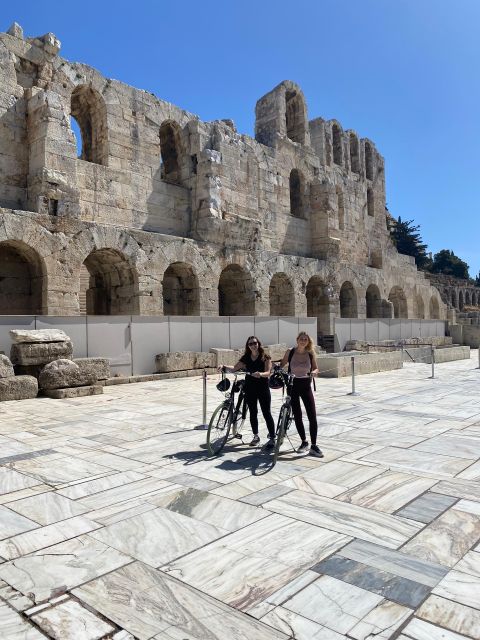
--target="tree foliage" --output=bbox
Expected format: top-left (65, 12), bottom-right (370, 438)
top-left (430, 249), bottom-right (470, 280)
top-left (388, 216), bottom-right (431, 269)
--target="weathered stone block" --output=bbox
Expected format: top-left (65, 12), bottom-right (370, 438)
top-left (155, 351), bottom-right (216, 373)
top-left (10, 341), bottom-right (73, 366)
top-left (0, 354), bottom-right (14, 378)
top-left (9, 329), bottom-right (70, 343)
top-left (39, 359), bottom-right (97, 390)
top-left (0, 375), bottom-right (38, 401)
top-left (263, 344), bottom-right (288, 362)
top-left (42, 384), bottom-right (103, 399)
top-left (209, 348), bottom-right (243, 367)
top-left (73, 357), bottom-right (110, 380)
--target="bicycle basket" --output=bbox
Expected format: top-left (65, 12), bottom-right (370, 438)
top-left (216, 378), bottom-right (231, 392)
top-left (268, 371), bottom-right (285, 390)
top-left (232, 379), bottom-right (245, 393)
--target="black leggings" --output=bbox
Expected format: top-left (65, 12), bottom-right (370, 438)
top-left (245, 384), bottom-right (275, 438)
top-left (291, 378), bottom-right (318, 445)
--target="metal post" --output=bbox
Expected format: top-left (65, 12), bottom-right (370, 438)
top-left (429, 345), bottom-right (435, 379)
top-left (477, 347), bottom-right (480, 369)
top-left (194, 368), bottom-right (208, 429)
top-left (348, 356), bottom-right (359, 396)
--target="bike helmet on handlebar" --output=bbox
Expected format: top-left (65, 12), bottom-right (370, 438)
top-left (268, 370), bottom-right (285, 390)
top-left (216, 377), bottom-right (231, 392)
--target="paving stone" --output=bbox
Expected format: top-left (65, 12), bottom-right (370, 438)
top-left (395, 492), bottom-right (458, 523)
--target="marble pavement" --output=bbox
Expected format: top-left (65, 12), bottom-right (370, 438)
top-left (0, 354), bottom-right (480, 639)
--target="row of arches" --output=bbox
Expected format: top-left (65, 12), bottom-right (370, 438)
top-left (444, 287), bottom-right (480, 311)
top-left (70, 85), bottom-right (184, 185)
top-left (329, 123), bottom-right (375, 180)
top-left (0, 240), bottom-right (442, 321)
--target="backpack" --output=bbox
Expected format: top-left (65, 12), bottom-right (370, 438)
top-left (288, 348), bottom-right (316, 390)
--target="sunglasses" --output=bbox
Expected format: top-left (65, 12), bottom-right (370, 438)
top-left (248, 341), bottom-right (258, 346)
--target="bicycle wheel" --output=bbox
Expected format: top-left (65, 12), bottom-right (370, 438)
top-left (232, 394), bottom-right (248, 439)
top-left (207, 402), bottom-right (232, 456)
top-left (273, 406), bottom-right (289, 465)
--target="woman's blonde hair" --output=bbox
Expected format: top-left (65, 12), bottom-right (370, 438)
top-left (297, 331), bottom-right (314, 353)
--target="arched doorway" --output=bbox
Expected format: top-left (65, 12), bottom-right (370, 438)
top-left (218, 265), bottom-right (255, 316)
top-left (163, 262), bottom-right (199, 315)
top-left (82, 248), bottom-right (138, 314)
top-left (366, 284), bottom-right (382, 318)
top-left (306, 276), bottom-right (330, 335)
top-left (269, 273), bottom-right (295, 316)
top-left (340, 281), bottom-right (357, 318)
top-left (0, 241), bottom-right (45, 314)
top-left (388, 286), bottom-right (408, 318)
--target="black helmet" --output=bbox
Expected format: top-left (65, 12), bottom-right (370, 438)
top-left (269, 371), bottom-right (284, 390)
top-left (216, 378), bottom-right (231, 392)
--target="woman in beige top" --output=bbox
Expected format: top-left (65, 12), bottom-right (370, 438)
top-left (280, 331), bottom-right (323, 458)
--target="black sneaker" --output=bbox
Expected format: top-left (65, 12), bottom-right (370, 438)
top-left (249, 434), bottom-right (260, 447)
top-left (297, 441), bottom-right (309, 453)
top-left (310, 444), bottom-right (324, 458)
top-left (264, 438), bottom-right (275, 451)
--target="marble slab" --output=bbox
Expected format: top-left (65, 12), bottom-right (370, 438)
top-left (395, 492), bottom-right (458, 523)
top-left (7, 456), bottom-right (113, 485)
top-left (401, 617), bottom-right (470, 640)
top-left (0, 534), bottom-right (132, 603)
top-left (7, 492), bottom-right (89, 525)
top-left (416, 594), bottom-right (480, 638)
top-left (261, 606), bottom-right (345, 639)
top-left (240, 484), bottom-right (293, 506)
top-left (0, 602), bottom-right (45, 639)
top-left (266, 489), bottom-right (422, 548)
top-left (347, 599), bottom-right (412, 640)
top-left (0, 505), bottom-right (39, 540)
top-left (454, 550), bottom-right (480, 578)
top-left (163, 472), bottom-right (222, 491)
top-left (360, 447), bottom-right (472, 478)
top-left (402, 506), bottom-right (480, 567)
top-left (456, 459), bottom-right (480, 480)
top-left (411, 433), bottom-right (480, 460)
top-left (73, 561), bottom-right (289, 640)
top-left (56, 470), bottom-right (147, 500)
top-left (302, 459), bottom-right (385, 488)
top-left (338, 539), bottom-right (448, 587)
top-left (211, 472), bottom-right (286, 499)
top-left (30, 598), bottom-right (115, 639)
top-left (77, 478), bottom-right (173, 510)
top-left (431, 478), bottom-right (480, 502)
top-left (0, 515), bottom-right (99, 560)
top-left (433, 569), bottom-right (480, 610)
top-left (283, 574), bottom-right (383, 634)
top-left (337, 471), bottom-right (435, 513)
top-left (0, 467), bottom-right (41, 495)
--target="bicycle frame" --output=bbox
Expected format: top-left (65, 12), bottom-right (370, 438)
top-left (206, 370), bottom-right (248, 455)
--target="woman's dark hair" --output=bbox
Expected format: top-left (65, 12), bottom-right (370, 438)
top-left (243, 335), bottom-right (269, 361)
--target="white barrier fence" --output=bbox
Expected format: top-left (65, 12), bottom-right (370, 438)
top-left (0, 315), bottom-right (317, 376)
top-left (334, 318), bottom-right (447, 351)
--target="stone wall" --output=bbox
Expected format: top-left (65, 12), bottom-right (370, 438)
top-left (0, 23), bottom-right (446, 335)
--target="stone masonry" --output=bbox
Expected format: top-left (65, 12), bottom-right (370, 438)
top-left (0, 23), bottom-right (445, 335)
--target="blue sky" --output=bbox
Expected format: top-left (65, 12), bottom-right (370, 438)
top-left (5, 1), bottom-right (480, 276)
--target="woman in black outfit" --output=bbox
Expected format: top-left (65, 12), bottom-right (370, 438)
top-left (228, 336), bottom-right (276, 449)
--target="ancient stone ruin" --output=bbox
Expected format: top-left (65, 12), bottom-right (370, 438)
top-left (0, 22), bottom-right (445, 339)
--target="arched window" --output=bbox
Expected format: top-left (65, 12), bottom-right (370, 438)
top-left (0, 240), bottom-right (46, 314)
top-left (366, 284), bottom-right (382, 318)
top-left (340, 281), bottom-right (358, 318)
top-left (349, 133), bottom-right (360, 174)
top-left (367, 188), bottom-right (374, 217)
top-left (285, 90), bottom-right (306, 143)
top-left (82, 248), bottom-right (138, 315)
top-left (269, 273), bottom-right (295, 316)
top-left (388, 286), bottom-right (408, 318)
top-left (336, 186), bottom-right (345, 230)
top-left (365, 141), bottom-right (374, 180)
top-left (163, 262), bottom-right (199, 315)
top-left (289, 169), bottom-right (304, 217)
top-left (71, 85), bottom-right (108, 165)
top-left (160, 121), bottom-right (182, 184)
top-left (218, 265), bottom-right (255, 316)
top-left (332, 124), bottom-right (343, 166)
top-left (306, 276), bottom-right (331, 335)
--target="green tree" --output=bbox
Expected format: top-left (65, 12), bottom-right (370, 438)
top-left (431, 249), bottom-right (470, 279)
top-left (389, 216), bottom-right (431, 269)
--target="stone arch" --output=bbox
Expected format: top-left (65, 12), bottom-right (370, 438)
top-left (451, 290), bottom-right (456, 308)
top-left (82, 248), bottom-right (139, 315)
top-left (289, 169), bottom-right (305, 217)
top-left (306, 276), bottom-right (330, 335)
top-left (160, 120), bottom-right (182, 184)
top-left (269, 273), bottom-right (295, 316)
top-left (332, 123), bottom-right (343, 166)
top-left (340, 281), bottom-right (358, 318)
top-left (0, 240), bottom-right (47, 314)
top-left (414, 294), bottom-right (425, 319)
top-left (163, 262), bottom-right (200, 316)
top-left (285, 89), bottom-right (307, 144)
top-left (70, 85), bottom-right (108, 165)
top-left (465, 290), bottom-right (471, 306)
top-left (389, 286), bottom-right (408, 318)
top-left (366, 284), bottom-right (382, 318)
top-left (429, 295), bottom-right (440, 319)
top-left (365, 141), bottom-right (374, 180)
top-left (218, 264), bottom-right (255, 316)
top-left (473, 291), bottom-right (478, 306)
top-left (336, 186), bottom-right (345, 230)
top-left (367, 188), bottom-right (374, 217)
top-left (459, 290), bottom-right (464, 310)
top-left (349, 133), bottom-right (360, 174)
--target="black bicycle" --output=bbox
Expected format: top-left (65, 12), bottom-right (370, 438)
top-left (206, 368), bottom-right (249, 456)
top-left (272, 367), bottom-right (296, 465)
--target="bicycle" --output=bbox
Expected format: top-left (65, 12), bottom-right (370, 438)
top-left (206, 368), bottom-right (249, 456)
top-left (271, 366), bottom-right (296, 465)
